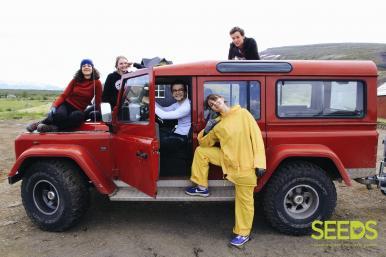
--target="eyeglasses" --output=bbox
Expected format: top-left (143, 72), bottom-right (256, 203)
top-left (172, 88), bottom-right (185, 93)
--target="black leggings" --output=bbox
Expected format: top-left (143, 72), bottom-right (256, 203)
top-left (43, 101), bottom-right (85, 130)
top-left (159, 129), bottom-right (187, 152)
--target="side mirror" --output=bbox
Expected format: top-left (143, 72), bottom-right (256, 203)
top-left (101, 102), bottom-right (112, 123)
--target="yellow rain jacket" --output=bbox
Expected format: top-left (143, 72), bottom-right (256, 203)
top-left (197, 105), bottom-right (266, 186)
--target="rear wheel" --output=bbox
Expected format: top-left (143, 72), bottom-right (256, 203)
top-left (21, 160), bottom-right (90, 231)
top-left (263, 161), bottom-right (337, 235)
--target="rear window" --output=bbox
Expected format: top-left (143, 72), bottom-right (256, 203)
top-left (277, 80), bottom-right (365, 118)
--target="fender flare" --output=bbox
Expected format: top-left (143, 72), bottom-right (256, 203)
top-left (257, 144), bottom-right (351, 191)
top-left (8, 144), bottom-right (116, 194)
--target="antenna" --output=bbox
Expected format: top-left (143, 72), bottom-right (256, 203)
top-left (92, 69), bottom-right (97, 130)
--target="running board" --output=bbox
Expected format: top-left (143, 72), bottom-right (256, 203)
top-left (109, 180), bottom-right (235, 201)
top-left (113, 179), bottom-right (233, 188)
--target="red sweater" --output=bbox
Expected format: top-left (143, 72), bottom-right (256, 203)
top-left (52, 79), bottom-right (102, 111)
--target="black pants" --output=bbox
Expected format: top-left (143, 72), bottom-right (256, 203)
top-left (159, 129), bottom-right (187, 153)
top-left (43, 101), bottom-right (85, 130)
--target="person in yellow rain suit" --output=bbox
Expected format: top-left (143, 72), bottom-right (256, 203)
top-left (185, 93), bottom-right (266, 247)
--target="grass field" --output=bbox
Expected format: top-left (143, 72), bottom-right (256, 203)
top-left (0, 89), bottom-right (59, 120)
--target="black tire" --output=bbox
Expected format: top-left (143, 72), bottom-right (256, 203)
top-left (263, 161), bottom-right (337, 235)
top-left (21, 160), bottom-right (90, 232)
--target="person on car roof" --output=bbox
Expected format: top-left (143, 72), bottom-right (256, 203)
top-left (228, 26), bottom-right (260, 60)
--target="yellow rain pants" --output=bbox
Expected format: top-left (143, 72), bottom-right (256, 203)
top-left (190, 105), bottom-right (265, 236)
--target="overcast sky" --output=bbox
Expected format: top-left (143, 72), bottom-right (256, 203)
top-left (1, 0), bottom-right (385, 88)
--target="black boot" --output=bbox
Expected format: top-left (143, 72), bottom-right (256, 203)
top-left (37, 123), bottom-right (59, 133)
top-left (26, 121), bottom-right (41, 132)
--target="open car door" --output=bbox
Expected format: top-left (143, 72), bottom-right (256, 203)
top-left (112, 70), bottom-right (159, 197)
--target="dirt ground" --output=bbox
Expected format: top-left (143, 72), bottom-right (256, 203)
top-left (0, 120), bottom-right (386, 257)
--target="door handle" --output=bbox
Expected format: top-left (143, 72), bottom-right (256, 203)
top-left (136, 151), bottom-right (148, 159)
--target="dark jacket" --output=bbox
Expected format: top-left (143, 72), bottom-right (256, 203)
top-left (228, 37), bottom-right (260, 60)
top-left (102, 71), bottom-right (125, 109)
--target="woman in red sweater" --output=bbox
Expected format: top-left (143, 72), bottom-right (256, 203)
top-left (26, 59), bottom-right (102, 132)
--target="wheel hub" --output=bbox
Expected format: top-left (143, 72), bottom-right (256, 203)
top-left (293, 195), bottom-right (304, 204)
top-left (32, 179), bottom-right (60, 215)
top-left (47, 191), bottom-right (56, 200)
top-left (283, 184), bottom-right (319, 220)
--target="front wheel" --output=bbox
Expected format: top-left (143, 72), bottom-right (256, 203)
top-left (21, 160), bottom-right (90, 231)
top-left (263, 161), bottom-right (337, 235)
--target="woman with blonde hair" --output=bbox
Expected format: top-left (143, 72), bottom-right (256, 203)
top-left (102, 56), bottom-right (132, 109)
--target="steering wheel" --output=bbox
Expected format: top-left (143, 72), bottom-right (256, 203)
top-left (140, 104), bottom-right (149, 121)
top-left (155, 114), bottom-right (164, 124)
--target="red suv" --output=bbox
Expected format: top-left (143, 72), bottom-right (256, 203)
top-left (8, 60), bottom-right (380, 235)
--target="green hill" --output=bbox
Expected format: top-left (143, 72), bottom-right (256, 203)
top-left (260, 43), bottom-right (386, 85)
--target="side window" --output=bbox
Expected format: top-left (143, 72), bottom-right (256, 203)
top-left (277, 80), bottom-right (364, 118)
top-left (203, 81), bottom-right (260, 119)
top-left (155, 84), bottom-right (166, 99)
top-left (118, 74), bottom-right (150, 124)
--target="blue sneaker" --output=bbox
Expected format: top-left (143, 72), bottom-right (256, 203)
top-left (230, 235), bottom-right (250, 247)
top-left (185, 186), bottom-right (209, 197)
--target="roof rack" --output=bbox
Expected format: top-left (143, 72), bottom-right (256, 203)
top-left (216, 61), bottom-right (293, 73)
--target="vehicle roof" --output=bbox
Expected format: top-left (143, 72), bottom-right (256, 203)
top-left (153, 60), bottom-right (378, 77)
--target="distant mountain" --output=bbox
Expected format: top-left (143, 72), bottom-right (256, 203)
top-left (260, 43), bottom-right (386, 85)
top-left (0, 81), bottom-right (62, 91)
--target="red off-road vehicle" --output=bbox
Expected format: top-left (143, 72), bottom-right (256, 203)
top-left (8, 60), bottom-right (383, 235)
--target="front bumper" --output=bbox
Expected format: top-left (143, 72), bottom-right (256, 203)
top-left (8, 172), bottom-right (22, 184)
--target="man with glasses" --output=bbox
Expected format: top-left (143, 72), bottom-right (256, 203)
top-left (155, 81), bottom-right (191, 151)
